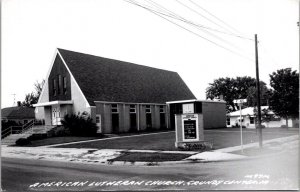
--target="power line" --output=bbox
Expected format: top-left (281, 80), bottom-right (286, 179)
top-left (188, 0), bottom-right (242, 35)
top-left (142, 0), bottom-right (244, 51)
top-left (175, 0), bottom-right (235, 34)
top-left (184, 0), bottom-right (253, 41)
top-left (137, 0), bottom-right (254, 55)
top-left (144, 0), bottom-right (255, 59)
top-left (143, 0), bottom-right (254, 41)
top-left (125, 0), bottom-right (254, 62)
top-left (128, 0), bottom-right (254, 58)
top-left (126, 0), bottom-right (254, 61)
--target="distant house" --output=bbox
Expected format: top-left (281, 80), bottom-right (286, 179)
top-left (226, 106), bottom-right (297, 128)
top-left (1, 106), bottom-right (35, 125)
top-left (34, 48), bottom-right (196, 133)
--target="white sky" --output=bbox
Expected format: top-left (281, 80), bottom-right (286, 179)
top-left (1, 0), bottom-right (299, 108)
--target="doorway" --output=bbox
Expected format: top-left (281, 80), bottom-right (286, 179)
top-left (112, 114), bottom-right (119, 133)
top-left (146, 113), bottom-right (152, 129)
top-left (130, 113), bottom-right (137, 131)
top-left (52, 106), bottom-right (61, 125)
top-left (160, 113), bottom-right (166, 128)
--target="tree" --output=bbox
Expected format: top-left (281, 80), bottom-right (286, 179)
top-left (22, 80), bottom-right (45, 107)
top-left (22, 92), bottom-right (38, 107)
top-left (34, 80), bottom-right (44, 96)
top-left (246, 83), bottom-right (271, 107)
top-left (206, 76), bottom-right (268, 112)
top-left (269, 68), bottom-right (299, 126)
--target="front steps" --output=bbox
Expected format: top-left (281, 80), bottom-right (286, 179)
top-left (1, 133), bottom-right (32, 145)
top-left (1, 125), bottom-right (56, 146)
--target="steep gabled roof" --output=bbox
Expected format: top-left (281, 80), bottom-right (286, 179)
top-left (1, 107), bottom-right (35, 119)
top-left (58, 48), bottom-right (196, 106)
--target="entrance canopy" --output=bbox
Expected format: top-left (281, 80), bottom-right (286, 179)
top-left (33, 100), bottom-right (73, 107)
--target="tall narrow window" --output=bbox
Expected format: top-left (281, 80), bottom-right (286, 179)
top-left (58, 75), bottom-right (62, 95)
top-left (53, 79), bottom-right (57, 96)
top-left (159, 106), bottom-right (165, 113)
top-left (146, 105), bottom-right (151, 113)
top-left (130, 105), bottom-right (136, 113)
top-left (111, 104), bottom-right (118, 113)
top-left (63, 77), bottom-right (67, 95)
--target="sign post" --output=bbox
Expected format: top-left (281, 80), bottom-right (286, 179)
top-left (233, 99), bottom-right (247, 153)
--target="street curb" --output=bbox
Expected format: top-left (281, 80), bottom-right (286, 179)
top-left (107, 156), bottom-right (250, 166)
top-left (125, 149), bottom-right (198, 155)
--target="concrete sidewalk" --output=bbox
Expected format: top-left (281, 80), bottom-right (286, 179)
top-left (186, 135), bottom-right (298, 162)
top-left (1, 135), bottom-right (298, 166)
top-left (214, 135), bottom-right (298, 153)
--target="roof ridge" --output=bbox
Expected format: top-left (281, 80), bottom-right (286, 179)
top-left (56, 48), bottom-right (196, 105)
top-left (57, 48), bottom-right (177, 74)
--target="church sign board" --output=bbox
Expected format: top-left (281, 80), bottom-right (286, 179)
top-left (182, 114), bottom-right (198, 141)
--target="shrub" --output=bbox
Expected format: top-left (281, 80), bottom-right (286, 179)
top-left (61, 113), bottom-right (98, 136)
top-left (15, 138), bottom-right (31, 146)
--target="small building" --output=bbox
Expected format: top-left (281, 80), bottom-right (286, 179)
top-left (167, 99), bottom-right (226, 129)
top-left (226, 106), bottom-right (297, 128)
top-left (34, 48), bottom-right (196, 133)
top-left (1, 106), bottom-right (35, 125)
top-left (166, 99), bottom-right (226, 149)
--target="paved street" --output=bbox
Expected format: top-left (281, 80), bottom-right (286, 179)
top-left (2, 139), bottom-right (298, 192)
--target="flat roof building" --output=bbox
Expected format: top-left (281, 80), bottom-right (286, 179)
top-left (167, 99), bottom-right (226, 129)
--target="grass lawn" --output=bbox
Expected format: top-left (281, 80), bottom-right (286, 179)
top-left (56, 131), bottom-right (178, 150)
top-left (24, 136), bottom-right (104, 147)
top-left (54, 128), bottom-right (298, 151)
top-left (110, 152), bottom-right (191, 162)
top-left (24, 130), bottom-right (172, 147)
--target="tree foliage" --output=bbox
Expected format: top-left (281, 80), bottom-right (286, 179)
top-left (269, 68), bottom-right (299, 124)
top-left (22, 80), bottom-right (45, 107)
top-left (206, 76), bottom-right (269, 112)
top-left (246, 84), bottom-right (271, 107)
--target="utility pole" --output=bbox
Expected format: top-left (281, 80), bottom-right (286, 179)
top-left (255, 34), bottom-right (262, 148)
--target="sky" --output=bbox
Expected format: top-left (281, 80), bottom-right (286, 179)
top-left (1, 0), bottom-right (299, 108)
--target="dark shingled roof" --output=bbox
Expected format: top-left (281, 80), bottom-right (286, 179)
top-left (1, 107), bottom-right (35, 119)
top-left (58, 49), bottom-right (196, 106)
